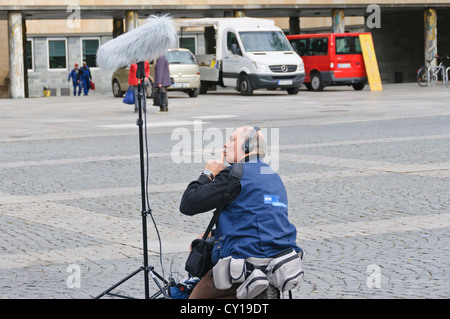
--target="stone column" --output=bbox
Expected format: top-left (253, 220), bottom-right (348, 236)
top-left (22, 16), bottom-right (28, 98)
top-left (113, 18), bottom-right (124, 38)
top-left (331, 9), bottom-right (345, 33)
top-left (289, 17), bottom-right (300, 35)
top-left (424, 8), bottom-right (437, 67)
top-left (125, 11), bottom-right (138, 32)
top-left (8, 11), bottom-right (25, 99)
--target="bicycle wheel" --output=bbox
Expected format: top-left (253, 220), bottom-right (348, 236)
top-left (417, 67), bottom-right (428, 87)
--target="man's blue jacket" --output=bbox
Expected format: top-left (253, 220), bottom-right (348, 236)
top-left (211, 158), bottom-right (300, 265)
top-left (68, 69), bottom-right (80, 84)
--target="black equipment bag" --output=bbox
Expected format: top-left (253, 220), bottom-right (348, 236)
top-left (185, 236), bottom-right (216, 278)
top-left (184, 163), bottom-right (243, 278)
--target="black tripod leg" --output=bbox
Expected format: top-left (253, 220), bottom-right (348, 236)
top-left (94, 267), bottom-right (142, 299)
top-left (148, 268), bottom-right (170, 299)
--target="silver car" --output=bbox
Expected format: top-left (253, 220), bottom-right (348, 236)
top-left (111, 48), bottom-right (200, 98)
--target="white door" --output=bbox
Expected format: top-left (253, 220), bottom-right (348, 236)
top-left (222, 31), bottom-right (244, 87)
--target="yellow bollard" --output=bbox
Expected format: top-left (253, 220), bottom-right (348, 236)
top-left (43, 86), bottom-right (50, 97)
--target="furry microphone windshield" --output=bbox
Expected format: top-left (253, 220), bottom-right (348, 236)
top-left (96, 14), bottom-right (178, 73)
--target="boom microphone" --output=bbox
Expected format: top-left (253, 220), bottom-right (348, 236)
top-left (96, 14), bottom-right (178, 73)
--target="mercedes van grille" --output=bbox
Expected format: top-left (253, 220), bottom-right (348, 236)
top-left (269, 65), bottom-right (297, 73)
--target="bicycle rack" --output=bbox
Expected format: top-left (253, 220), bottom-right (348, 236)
top-left (427, 65), bottom-right (446, 87)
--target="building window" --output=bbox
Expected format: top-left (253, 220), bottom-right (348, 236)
top-left (81, 38), bottom-right (100, 68)
top-left (48, 39), bottom-right (67, 70)
top-left (26, 39), bottom-right (34, 71)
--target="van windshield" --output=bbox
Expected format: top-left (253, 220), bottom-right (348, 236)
top-left (166, 50), bottom-right (197, 64)
top-left (239, 31), bottom-right (292, 52)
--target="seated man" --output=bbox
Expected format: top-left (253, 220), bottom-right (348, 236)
top-left (180, 126), bottom-right (301, 299)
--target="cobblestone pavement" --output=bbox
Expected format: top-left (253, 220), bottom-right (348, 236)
top-left (0, 84), bottom-right (449, 299)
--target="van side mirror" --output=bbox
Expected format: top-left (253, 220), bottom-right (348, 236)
top-left (231, 43), bottom-right (242, 56)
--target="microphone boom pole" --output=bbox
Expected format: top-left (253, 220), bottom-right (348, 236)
top-left (94, 15), bottom-right (177, 299)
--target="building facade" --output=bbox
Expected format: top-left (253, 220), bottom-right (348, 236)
top-left (1, 1), bottom-right (450, 98)
top-left (25, 20), bottom-right (114, 97)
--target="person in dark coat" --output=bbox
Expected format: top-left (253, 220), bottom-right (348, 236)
top-left (153, 55), bottom-right (171, 112)
top-left (68, 63), bottom-right (81, 96)
top-left (79, 61), bottom-right (92, 96)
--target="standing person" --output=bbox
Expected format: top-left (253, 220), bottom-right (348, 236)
top-left (67, 63), bottom-right (81, 96)
top-left (79, 61), bottom-right (92, 96)
top-left (129, 60), bottom-right (150, 113)
top-left (153, 55), bottom-right (171, 113)
top-left (180, 126), bottom-right (303, 299)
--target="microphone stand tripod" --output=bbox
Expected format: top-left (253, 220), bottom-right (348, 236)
top-left (95, 61), bottom-right (170, 299)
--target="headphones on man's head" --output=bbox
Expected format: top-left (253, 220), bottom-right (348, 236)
top-left (242, 126), bottom-right (261, 153)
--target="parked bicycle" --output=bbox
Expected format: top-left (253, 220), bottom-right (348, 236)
top-left (417, 54), bottom-right (450, 87)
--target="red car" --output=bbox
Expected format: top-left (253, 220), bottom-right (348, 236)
top-left (287, 32), bottom-right (368, 91)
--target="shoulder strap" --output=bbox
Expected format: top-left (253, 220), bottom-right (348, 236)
top-left (202, 163), bottom-right (243, 240)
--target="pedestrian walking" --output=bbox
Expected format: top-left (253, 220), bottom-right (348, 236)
top-left (153, 55), bottom-right (171, 113)
top-left (79, 61), bottom-right (92, 96)
top-left (129, 60), bottom-right (150, 113)
top-left (67, 63), bottom-right (81, 96)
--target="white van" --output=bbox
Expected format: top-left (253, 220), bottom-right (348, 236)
top-left (179, 18), bottom-right (305, 95)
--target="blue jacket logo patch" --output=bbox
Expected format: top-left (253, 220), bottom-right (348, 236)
top-left (263, 195), bottom-right (287, 208)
